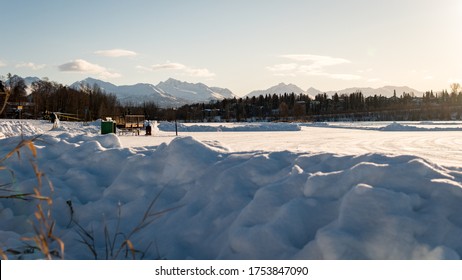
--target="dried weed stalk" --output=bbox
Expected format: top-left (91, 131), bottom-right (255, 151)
top-left (1, 137), bottom-right (64, 259)
top-left (70, 188), bottom-right (181, 260)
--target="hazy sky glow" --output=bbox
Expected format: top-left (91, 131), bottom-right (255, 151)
top-left (1, 0), bottom-right (461, 96)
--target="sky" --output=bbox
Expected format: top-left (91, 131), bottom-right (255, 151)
top-left (1, 0), bottom-right (461, 96)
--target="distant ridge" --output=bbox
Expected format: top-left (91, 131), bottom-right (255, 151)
top-left (245, 83), bottom-right (422, 99)
top-left (15, 75), bottom-right (424, 107)
top-left (325, 85), bottom-right (423, 97)
top-left (246, 83), bottom-right (313, 98)
top-left (70, 77), bottom-right (237, 107)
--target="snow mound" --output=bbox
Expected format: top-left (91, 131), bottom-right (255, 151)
top-left (302, 121), bottom-right (462, 131)
top-left (0, 120), bottom-right (43, 138)
top-left (379, 122), bottom-right (426, 131)
top-left (158, 122), bottom-right (301, 132)
top-left (1, 134), bottom-right (462, 260)
top-left (379, 122), bottom-right (462, 131)
top-left (300, 155), bottom-right (462, 259)
top-left (49, 122), bottom-right (100, 134)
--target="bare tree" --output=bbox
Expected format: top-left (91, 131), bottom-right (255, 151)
top-left (278, 101), bottom-right (289, 120)
top-left (7, 74), bottom-right (27, 104)
top-left (450, 82), bottom-right (461, 95)
top-left (0, 78), bottom-right (10, 115)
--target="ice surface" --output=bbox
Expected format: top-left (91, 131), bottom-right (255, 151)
top-left (1, 120), bottom-right (462, 259)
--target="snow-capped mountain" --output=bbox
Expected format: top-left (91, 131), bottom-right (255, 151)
top-left (246, 83), bottom-right (310, 98)
top-left (71, 78), bottom-right (236, 107)
top-left (325, 86), bottom-right (423, 97)
top-left (156, 78), bottom-right (236, 103)
top-left (375, 86), bottom-right (423, 97)
top-left (71, 78), bottom-right (184, 107)
top-left (4, 76), bottom-right (41, 95)
top-left (24, 77), bottom-right (41, 94)
top-left (71, 77), bottom-right (119, 94)
top-left (23, 76), bottom-right (41, 87)
top-left (246, 83), bottom-right (423, 99)
top-left (306, 87), bottom-right (323, 97)
top-left (19, 75), bottom-right (424, 106)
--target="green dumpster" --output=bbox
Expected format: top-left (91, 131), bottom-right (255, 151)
top-left (101, 120), bottom-right (116, 134)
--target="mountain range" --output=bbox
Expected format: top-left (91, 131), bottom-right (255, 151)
top-left (15, 76), bottom-right (423, 108)
top-left (324, 86), bottom-right (423, 98)
top-left (70, 77), bottom-right (236, 108)
top-left (245, 83), bottom-right (423, 99)
top-left (246, 83), bottom-right (309, 98)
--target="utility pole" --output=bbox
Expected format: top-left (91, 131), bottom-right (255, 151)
top-left (174, 108), bottom-right (178, 136)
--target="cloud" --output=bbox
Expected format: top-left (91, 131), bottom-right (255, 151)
top-left (281, 54), bottom-right (350, 69)
top-left (151, 62), bottom-right (187, 70)
top-left (184, 68), bottom-right (215, 78)
top-left (135, 65), bottom-right (153, 72)
top-left (272, 73), bottom-right (297, 77)
top-left (58, 59), bottom-right (121, 79)
top-left (59, 59), bottom-right (104, 72)
top-left (139, 61), bottom-right (215, 78)
top-left (16, 62), bottom-right (46, 70)
top-left (358, 68), bottom-right (373, 74)
top-left (297, 69), bottom-right (361, 80)
top-left (0, 60), bottom-right (6, 67)
top-left (94, 49), bottom-right (137, 57)
top-left (268, 53), bottom-right (360, 81)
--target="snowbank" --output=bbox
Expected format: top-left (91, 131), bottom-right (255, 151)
top-left (1, 132), bottom-right (461, 260)
top-left (379, 122), bottom-right (462, 131)
top-left (0, 119), bottom-right (101, 138)
top-left (0, 120), bottom-right (44, 138)
top-left (303, 121), bottom-right (462, 131)
top-left (158, 121), bottom-right (301, 132)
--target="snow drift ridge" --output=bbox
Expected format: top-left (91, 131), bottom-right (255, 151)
top-left (1, 133), bottom-right (462, 260)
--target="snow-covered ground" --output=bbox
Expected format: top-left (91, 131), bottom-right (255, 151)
top-left (1, 119), bottom-right (462, 259)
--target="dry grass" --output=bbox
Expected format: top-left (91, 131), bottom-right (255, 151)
top-left (70, 188), bottom-right (181, 260)
top-left (1, 136), bottom-right (177, 260)
top-left (0, 138), bottom-right (38, 200)
top-left (0, 89), bottom-right (10, 116)
top-left (0, 137), bottom-right (64, 259)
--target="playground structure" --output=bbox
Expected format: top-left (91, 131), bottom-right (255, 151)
top-left (45, 111), bottom-right (82, 122)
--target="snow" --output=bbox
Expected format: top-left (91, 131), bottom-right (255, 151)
top-left (156, 78), bottom-right (235, 103)
top-left (246, 82), bottom-right (309, 98)
top-left (1, 119), bottom-right (462, 260)
top-left (70, 77), bottom-right (236, 107)
top-left (158, 122), bottom-right (301, 132)
top-left (0, 120), bottom-right (44, 138)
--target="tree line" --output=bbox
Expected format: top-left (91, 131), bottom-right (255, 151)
top-left (174, 84), bottom-right (462, 122)
top-left (1, 74), bottom-right (462, 122)
top-left (0, 75), bottom-right (151, 121)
